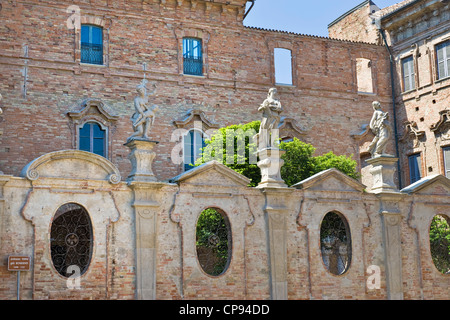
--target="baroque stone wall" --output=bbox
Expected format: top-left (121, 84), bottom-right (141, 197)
top-left (0, 149), bottom-right (448, 300)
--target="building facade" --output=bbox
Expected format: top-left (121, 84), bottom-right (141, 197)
top-left (0, 0), bottom-right (448, 300)
top-left (329, 0), bottom-right (450, 188)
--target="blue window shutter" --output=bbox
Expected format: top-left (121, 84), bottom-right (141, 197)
top-left (183, 38), bottom-right (203, 76)
top-left (81, 25), bottom-right (103, 65)
top-left (79, 122), bottom-right (106, 157)
top-left (408, 154), bottom-right (422, 184)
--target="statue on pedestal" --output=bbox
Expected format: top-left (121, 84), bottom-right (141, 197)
top-left (255, 88), bottom-right (287, 188)
top-left (128, 83), bottom-right (159, 141)
top-left (368, 101), bottom-right (391, 158)
top-left (257, 88), bottom-right (283, 149)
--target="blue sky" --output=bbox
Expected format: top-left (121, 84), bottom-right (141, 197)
top-left (244, 0), bottom-right (403, 37)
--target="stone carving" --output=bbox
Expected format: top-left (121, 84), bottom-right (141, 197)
top-left (258, 88), bottom-right (283, 149)
top-left (368, 101), bottom-right (392, 157)
top-left (129, 83), bottom-right (160, 141)
top-left (255, 88), bottom-right (287, 189)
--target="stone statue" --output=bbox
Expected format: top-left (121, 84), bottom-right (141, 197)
top-left (368, 101), bottom-right (391, 157)
top-left (258, 88), bottom-right (283, 149)
top-left (128, 83), bottom-right (159, 141)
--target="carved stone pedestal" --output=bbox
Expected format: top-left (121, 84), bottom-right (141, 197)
top-left (125, 138), bottom-right (159, 183)
top-left (256, 148), bottom-right (287, 189)
top-left (366, 155), bottom-right (398, 193)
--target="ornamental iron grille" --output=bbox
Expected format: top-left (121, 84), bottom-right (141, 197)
top-left (429, 215), bottom-right (450, 274)
top-left (50, 203), bottom-right (93, 278)
top-left (196, 208), bottom-right (232, 276)
top-left (320, 212), bottom-right (352, 275)
top-left (183, 38), bottom-right (203, 76)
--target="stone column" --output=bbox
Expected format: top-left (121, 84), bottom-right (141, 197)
top-left (257, 146), bottom-right (291, 299)
top-left (381, 207), bottom-right (404, 300)
top-left (261, 188), bottom-right (293, 300)
top-left (125, 138), bottom-right (161, 300)
top-left (367, 155), bottom-right (404, 300)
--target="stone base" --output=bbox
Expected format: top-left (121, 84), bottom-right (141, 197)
top-left (366, 155), bottom-right (399, 193)
top-left (125, 138), bottom-right (159, 183)
top-left (256, 148), bottom-right (287, 189)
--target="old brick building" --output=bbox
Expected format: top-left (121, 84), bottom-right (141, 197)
top-left (0, 0), bottom-right (448, 300)
top-left (329, 0), bottom-right (450, 188)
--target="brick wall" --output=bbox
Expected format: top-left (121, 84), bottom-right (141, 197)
top-left (0, 0), bottom-right (392, 184)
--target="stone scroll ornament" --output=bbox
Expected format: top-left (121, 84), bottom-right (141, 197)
top-left (128, 82), bottom-right (160, 142)
top-left (368, 101), bottom-right (392, 158)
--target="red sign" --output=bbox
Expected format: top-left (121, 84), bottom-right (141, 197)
top-left (8, 256), bottom-right (31, 271)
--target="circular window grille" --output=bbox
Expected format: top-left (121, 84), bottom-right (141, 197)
top-left (50, 203), bottom-right (93, 278)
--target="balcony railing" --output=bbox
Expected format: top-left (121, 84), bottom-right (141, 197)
top-left (81, 43), bottom-right (103, 65)
top-left (183, 57), bottom-right (203, 76)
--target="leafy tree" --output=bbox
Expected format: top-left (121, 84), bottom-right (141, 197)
top-left (429, 215), bottom-right (450, 274)
top-left (196, 208), bottom-right (230, 276)
top-left (197, 121), bottom-right (359, 187)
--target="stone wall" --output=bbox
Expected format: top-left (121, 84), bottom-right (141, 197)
top-left (0, 148), bottom-right (448, 300)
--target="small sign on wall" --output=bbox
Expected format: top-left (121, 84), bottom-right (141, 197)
top-left (8, 256), bottom-right (31, 271)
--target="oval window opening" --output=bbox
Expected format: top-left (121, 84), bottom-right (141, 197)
top-left (50, 203), bottom-right (93, 278)
top-left (196, 208), bottom-right (232, 276)
top-left (320, 212), bottom-right (352, 275)
top-left (429, 214), bottom-right (450, 275)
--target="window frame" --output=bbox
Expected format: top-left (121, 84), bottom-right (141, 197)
top-left (274, 48), bottom-right (293, 86)
top-left (401, 55), bottom-right (415, 92)
top-left (408, 153), bottom-right (422, 184)
top-left (183, 129), bottom-right (206, 171)
top-left (183, 37), bottom-right (203, 76)
top-left (436, 40), bottom-right (450, 81)
top-left (443, 146), bottom-right (450, 179)
top-left (80, 24), bottom-right (104, 65)
top-left (78, 121), bottom-right (107, 158)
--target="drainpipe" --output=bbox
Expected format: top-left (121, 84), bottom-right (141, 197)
top-left (378, 22), bottom-right (403, 189)
top-left (243, 0), bottom-right (255, 20)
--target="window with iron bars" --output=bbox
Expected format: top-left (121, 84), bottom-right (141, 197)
top-left (81, 25), bottom-right (103, 65)
top-left (183, 38), bottom-right (203, 76)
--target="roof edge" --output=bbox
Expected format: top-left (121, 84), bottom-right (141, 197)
top-left (328, 0), bottom-right (372, 28)
top-left (243, 25), bottom-right (383, 46)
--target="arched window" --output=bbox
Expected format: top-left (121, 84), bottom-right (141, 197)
top-left (429, 214), bottom-right (450, 275)
top-left (183, 129), bottom-right (205, 171)
top-left (81, 25), bottom-right (103, 65)
top-left (79, 122), bottom-right (106, 157)
top-left (50, 203), bottom-right (93, 278)
top-left (196, 208), bottom-right (232, 276)
top-left (320, 212), bottom-right (352, 275)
